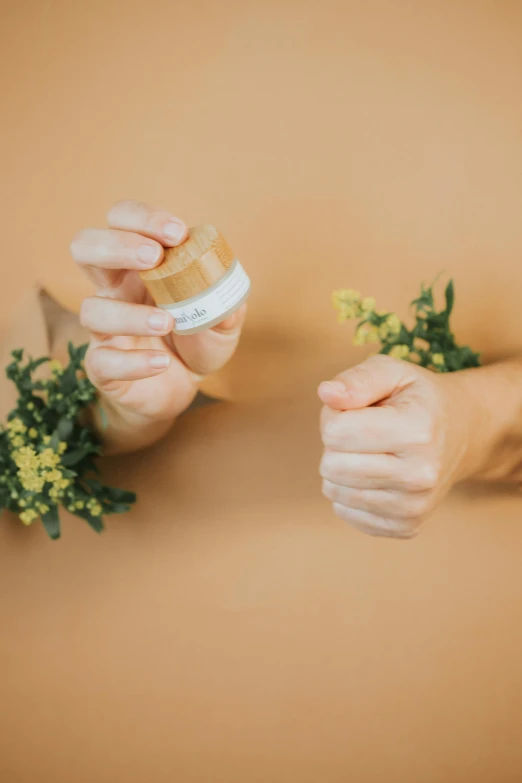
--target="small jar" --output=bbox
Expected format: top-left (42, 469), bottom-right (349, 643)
top-left (140, 224), bottom-right (251, 334)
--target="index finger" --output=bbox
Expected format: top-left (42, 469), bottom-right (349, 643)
top-left (107, 200), bottom-right (189, 247)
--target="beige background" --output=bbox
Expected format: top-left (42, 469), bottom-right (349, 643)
top-left (1, 1), bottom-right (522, 781)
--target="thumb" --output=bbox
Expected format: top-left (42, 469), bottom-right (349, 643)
top-left (317, 355), bottom-right (415, 411)
top-left (173, 303), bottom-right (247, 376)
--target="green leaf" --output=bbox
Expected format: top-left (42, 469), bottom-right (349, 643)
top-left (76, 343), bottom-right (89, 362)
top-left (105, 487), bottom-right (137, 504)
top-left (67, 342), bottom-right (77, 362)
top-left (444, 280), bottom-right (455, 318)
top-left (411, 285), bottom-right (434, 311)
top-left (57, 417), bottom-right (74, 441)
top-left (41, 507), bottom-right (61, 540)
top-left (105, 503), bottom-right (133, 515)
top-left (28, 357), bottom-right (50, 372)
top-left (61, 446), bottom-right (92, 466)
top-left (60, 365), bottom-right (77, 395)
top-left (76, 510), bottom-right (104, 533)
top-left (83, 458), bottom-right (101, 475)
top-left (98, 403), bottom-right (109, 431)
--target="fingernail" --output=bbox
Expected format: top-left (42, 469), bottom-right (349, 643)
top-left (163, 221), bottom-right (186, 244)
top-left (149, 353), bottom-right (170, 369)
top-left (320, 380), bottom-right (346, 394)
top-left (148, 311), bottom-right (170, 332)
top-left (137, 244), bottom-right (161, 266)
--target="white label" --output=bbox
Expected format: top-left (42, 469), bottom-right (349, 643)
top-left (161, 260), bottom-right (250, 332)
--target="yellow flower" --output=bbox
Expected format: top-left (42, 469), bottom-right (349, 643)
top-left (387, 314), bottom-right (401, 333)
top-left (353, 323), bottom-right (380, 346)
top-left (379, 313), bottom-right (402, 340)
top-left (75, 501), bottom-right (85, 510)
top-left (38, 504), bottom-right (49, 514)
top-left (39, 449), bottom-right (61, 469)
top-left (49, 360), bottom-right (63, 374)
top-left (19, 499), bottom-right (26, 508)
top-left (432, 353), bottom-right (445, 366)
top-left (43, 468), bottom-right (62, 484)
top-left (12, 446), bottom-right (39, 471)
top-left (43, 435), bottom-right (51, 445)
top-left (55, 394), bottom-right (64, 400)
top-left (7, 418), bottom-right (27, 434)
top-left (336, 303), bottom-right (358, 323)
top-left (11, 435), bottom-right (25, 448)
top-left (20, 509), bottom-right (38, 525)
top-left (58, 441), bottom-right (68, 454)
top-left (389, 344), bottom-right (410, 360)
top-left (332, 289), bottom-right (361, 307)
top-left (28, 428), bottom-right (38, 439)
top-left (360, 296), bottom-right (376, 314)
top-left (26, 402), bottom-right (34, 410)
top-left (18, 470), bottom-right (45, 493)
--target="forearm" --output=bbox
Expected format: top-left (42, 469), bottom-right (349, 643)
top-left (455, 357), bottom-right (522, 482)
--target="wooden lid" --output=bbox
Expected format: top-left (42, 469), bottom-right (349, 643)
top-left (140, 224), bottom-right (235, 305)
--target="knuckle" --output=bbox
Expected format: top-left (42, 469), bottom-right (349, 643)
top-left (85, 346), bottom-right (107, 381)
top-left (373, 518), bottom-right (417, 539)
top-left (404, 462), bottom-right (439, 492)
top-left (321, 479), bottom-right (338, 502)
top-left (69, 229), bottom-right (89, 260)
top-left (319, 453), bottom-right (335, 481)
top-left (368, 353), bottom-right (395, 369)
top-left (321, 419), bottom-right (343, 447)
top-left (408, 421), bottom-right (435, 447)
top-left (319, 453), bottom-right (345, 484)
top-left (401, 496), bottom-right (431, 521)
top-left (145, 208), bottom-right (173, 235)
top-left (332, 502), bottom-right (351, 523)
top-left (346, 364), bottom-right (373, 391)
top-left (392, 527), bottom-right (418, 540)
top-left (79, 297), bottom-right (96, 328)
top-left (320, 404), bottom-right (331, 430)
top-left (319, 454), bottom-right (329, 480)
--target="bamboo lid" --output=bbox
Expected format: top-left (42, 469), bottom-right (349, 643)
top-left (140, 224), bottom-right (235, 306)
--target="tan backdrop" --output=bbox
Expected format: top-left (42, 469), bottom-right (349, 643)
top-left (1, 2), bottom-right (522, 781)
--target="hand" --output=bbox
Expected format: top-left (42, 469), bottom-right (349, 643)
top-left (317, 355), bottom-right (476, 539)
top-left (71, 200), bottom-right (246, 453)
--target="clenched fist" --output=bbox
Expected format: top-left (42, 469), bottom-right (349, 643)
top-left (318, 355), bottom-right (478, 539)
top-left (71, 200), bottom-right (246, 454)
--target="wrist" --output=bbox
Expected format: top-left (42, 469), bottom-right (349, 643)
top-left (445, 359), bottom-right (522, 482)
top-left (89, 398), bottom-right (177, 456)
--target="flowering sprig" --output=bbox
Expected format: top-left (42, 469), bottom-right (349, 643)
top-left (332, 278), bottom-right (481, 372)
top-left (0, 344), bottom-right (136, 539)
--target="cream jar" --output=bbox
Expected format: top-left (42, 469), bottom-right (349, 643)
top-left (140, 224), bottom-right (250, 334)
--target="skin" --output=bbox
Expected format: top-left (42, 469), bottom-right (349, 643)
top-left (71, 200), bottom-right (246, 455)
top-left (317, 354), bottom-right (522, 538)
top-left (72, 200), bottom-right (522, 539)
